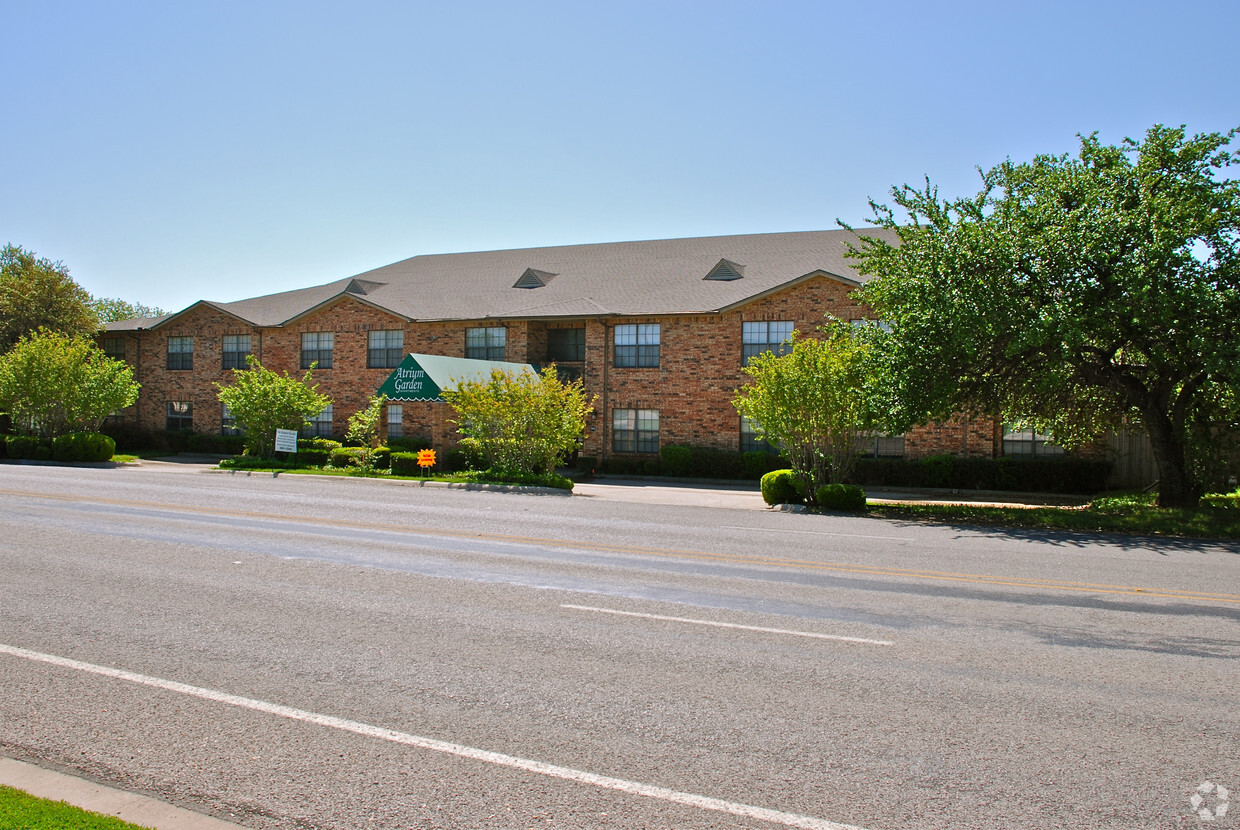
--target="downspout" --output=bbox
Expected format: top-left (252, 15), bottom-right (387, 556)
top-left (601, 318), bottom-right (609, 465)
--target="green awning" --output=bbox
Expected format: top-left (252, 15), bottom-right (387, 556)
top-left (376, 353), bottom-right (539, 402)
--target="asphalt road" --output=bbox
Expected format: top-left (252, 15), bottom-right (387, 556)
top-left (1, 463), bottom-right (1237, 829)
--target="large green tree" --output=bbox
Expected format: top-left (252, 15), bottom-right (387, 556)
top-left (90, 296), bottom-right (166, 324)
top-left (846, 124), bottom-right (1240, 507)
top-left (443, 366), bottom-right (596, 478)
top-left (0, 329), bottom-right (140, 437)
top-left (0, 245), bottom-right (100, 352)
top-left (732, 322), bottom-right (883, 496)
top-left (215, 356), bottom-right (332, 459)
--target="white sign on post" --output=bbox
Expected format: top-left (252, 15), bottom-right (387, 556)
top-left (274, 429), bottom-right (299, 454)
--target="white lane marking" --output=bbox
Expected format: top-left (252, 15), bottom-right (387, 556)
top-left (721, 526), bottom-right (914, 542)
top-left (0, 643), bottom-right (872, 830)
top-left (562, 604), bottom-right (895, 646)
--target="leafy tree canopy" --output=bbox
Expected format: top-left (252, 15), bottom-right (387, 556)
top-left (0, 328), bottom-right (140, 438)
top-left (215, 356), bottom-right (331, 459)
top-left (90, 296), bottom-right (167, 323)
top-left (846, 124), bottom-right (1240, 507)
top-left (0, 245), bottom-right (99, 352)
top-left (443, 366), bottom-right (596, 478)
top-left (732, 322), bottom-right (884, 497)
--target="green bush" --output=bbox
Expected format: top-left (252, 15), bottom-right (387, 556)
top-left (299, 437), bottom-right (341, 452)
top-left (51, 432), bottom-right (116, 462)
top-left (575, 455), bottom-right (598, 474)
top-left (388, 436), bottom-right (432, 453)
top-left (6, 435), bottom-right (41, 459)
top-left (761, 469), bottom-right (804, 505)
top-left (390, 451), bottom-right (421, 476)
top-left (186, 432), bottom-right (246, 455)
top-left (371, 446), bottom-right (392, 469)
top-left (848, 455), bottom-right (1112, 494)
top-left (297, 448), bottom-right (331, 467)
top-left (472, 468), bottom-right (574, 491)
top-left (443, 446), bottom-right (476, 472)
top-left (660, 445), bottom-right (693, 477)
top-left (329, 447), bottom-right (365, 468)
top-left (218, 456), bottom-right (301, 470)
top-left (815, 483), bottom-right (867, 512)
top-left (741, 450), bottom-right (783, 480)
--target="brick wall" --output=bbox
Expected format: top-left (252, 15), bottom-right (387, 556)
top-left (115, 277), bottom-right (1003, 461)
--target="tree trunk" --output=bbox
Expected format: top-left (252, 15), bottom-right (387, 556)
top-left (1142, 407), bottom-right (1200, 509)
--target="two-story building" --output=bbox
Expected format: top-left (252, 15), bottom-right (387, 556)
top-left (102, 229), bottom-right (1003, 460)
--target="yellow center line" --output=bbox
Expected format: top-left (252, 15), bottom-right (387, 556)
top-left (6, 487), bottom-right (1240, 606)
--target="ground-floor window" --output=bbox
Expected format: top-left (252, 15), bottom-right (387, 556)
top-left (740, 417), bottom-right (778, 454)
top-left (613, 408), bottom-right (659, 453)
top-left (304, 405), bottom-right (333, 438)
top-left (387, 404), bottom-right (403, 439)
top-left (856, 434), bottom-right (906, 457)
top-left (1002, 426), bottom-right (1064, 457)
top-left (221, 403), bottom-right (241, 436)
top-left (166, 401), bottom-right (193, 431)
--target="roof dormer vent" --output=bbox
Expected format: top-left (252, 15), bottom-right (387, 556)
top-left (704, 258), bottom-right (745, 281)
top-left (514, 268), bottom-right (558, 289)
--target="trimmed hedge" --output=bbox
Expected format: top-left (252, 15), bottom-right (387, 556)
top-left (760, 469), bottom-right (804, 505)
top-left (850, 455), bottom-right (1112, 495)
top-left (297, 448), bottom-right (331, 467)
top-left (658, 444), bottom-right (784, 480)
top-left (816, 483), bottom-right (867, 512)
top-left (52, 432), bottom-right (116, 462)
top-left (6, 435), bottom-right (44, 459)
top-left (390, 452), bottom-right (422, 476)
top-left (329, 447), bottom-right (366, 468)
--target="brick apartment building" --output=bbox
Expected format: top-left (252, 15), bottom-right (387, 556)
top-left (103, 229), bottom-right (1007, 461)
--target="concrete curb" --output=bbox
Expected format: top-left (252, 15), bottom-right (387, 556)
top-left (207, 467), bottom-right (573, 496)
top-left (0, 756), bottom-right (248, 829)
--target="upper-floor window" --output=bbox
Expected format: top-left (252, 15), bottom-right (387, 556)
top-left (222, 334), bottom-right (251, 370)
top-left (301, 331), bottom-right (334, 369)
top-left (101, 337), bottom-right (126, 361)
top-left (167, 336), bottom-right (193, 370)
top-left (742, 321), bottom-right (793, 365)
top-left (614, 324), bottom-right (659, 368)
top-left (368, 330), bottom-right (404, 369)
top-left (466, 327), bottom-right (506, 360)
top-left (547, 328), bottom-right (585, 362)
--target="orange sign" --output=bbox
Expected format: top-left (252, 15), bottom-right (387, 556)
top-left (417, 449), bottom-right (437, 468)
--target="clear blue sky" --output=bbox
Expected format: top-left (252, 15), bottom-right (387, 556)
top-left (3, 0), bottom-right (1236, 313)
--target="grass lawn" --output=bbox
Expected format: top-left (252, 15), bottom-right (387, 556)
top-left (0, 785), bottom-right (153, 830)
top-left (868, 492), bottom-right (1240, 540)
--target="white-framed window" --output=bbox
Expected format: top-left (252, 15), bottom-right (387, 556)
top-left (1003, 426), bottom-right (1064, 457)
top-left (368, 330), bottom-right (404, 369)
top-left (387, 404), bottom-right (403, 439)
top-left (222, 334), bottom-right (251, 370)
top-left (221, 403), bottom-right (242, 436)
top-left (167, 336), bottom-right (193, 370)
top-left (166, 401), bottom-right (193, 431)
top-left (466, 327), bottom-right (506, 360)
top-left (301, 331), bottom-right (334, 369)
top-left (742, 321), bottom-right (793, 365)
top-left (614, 324), bottom-right (660, 368)
top-left (740, 416), bottom-right (778, 454)
top-left (613, 408), bottom-right (659, 453)
top-left (304, 405), bottom-right (334, 438)
top-left (855, 434), bottom-right (906, 458)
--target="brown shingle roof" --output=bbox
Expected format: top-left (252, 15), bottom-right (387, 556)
top-left (109, 229), bottom-right (895, 330)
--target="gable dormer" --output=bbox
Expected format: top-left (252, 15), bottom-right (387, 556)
top-left (514, 268), bottom-right (558, 289)
top-left (704, 258), bottom-right (745, 281)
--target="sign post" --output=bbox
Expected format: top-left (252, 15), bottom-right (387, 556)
top-left (417, 449), bottom-right (436, 477)
top-left (274, 429), bottom-right (298, 455)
